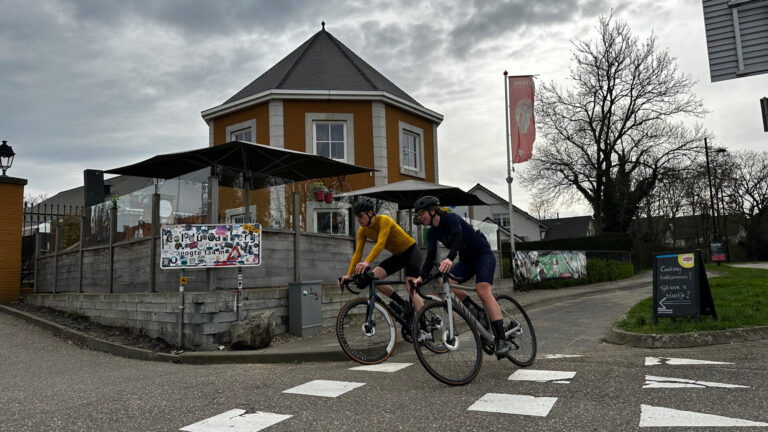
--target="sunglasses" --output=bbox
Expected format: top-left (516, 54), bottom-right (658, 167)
top-left (417, 209), bottom-right (427, 216)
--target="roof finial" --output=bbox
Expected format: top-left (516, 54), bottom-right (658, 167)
top-left (321, 21), bottom-right (325, 30)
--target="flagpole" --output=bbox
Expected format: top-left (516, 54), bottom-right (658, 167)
top-left (504, 71), bottom-right (515, 290)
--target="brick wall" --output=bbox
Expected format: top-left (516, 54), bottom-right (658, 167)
top-left (0, 177), bottom-right (26, 303)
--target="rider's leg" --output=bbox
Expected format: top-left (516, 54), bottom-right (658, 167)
top-left (405, 276), bottom-right (424, 311)
top-left (371, 267), bottom-right (404, 303)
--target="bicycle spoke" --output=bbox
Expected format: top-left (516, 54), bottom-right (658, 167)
top-left (413, 302), bottom-right (482, 386)
top-left (495, 294), bottom-right (537, 367)
top-left (337, 298), bottom-right (396, 364)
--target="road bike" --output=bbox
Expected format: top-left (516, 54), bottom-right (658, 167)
top-left (410, 271), bottom-right (537, 385)
top-left (337, 271), bottom-right (443, 364)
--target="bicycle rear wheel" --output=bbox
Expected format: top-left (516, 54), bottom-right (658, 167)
top-left (495, 294), bottom-right (536, 367)
top-left (336, 298), bottom-right (396, 364)
top-left (412, 301), bottom-right (482, 386)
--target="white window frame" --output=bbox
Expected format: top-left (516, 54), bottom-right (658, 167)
top-left (494, 213), bottom-right (510, 228)
top-left (305, 113), bottom-right (354, 163)
top-left (225, 119), bottom-right (257, 143)
top-left (312, 121), bottom-right (347, 161)
top-left (398, 121), bottom-right (425, 179)
top-left (314, 208), bottom-right (348, 235)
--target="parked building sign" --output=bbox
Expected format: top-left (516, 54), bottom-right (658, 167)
top-left (160, 224), bottom-right (261, 268)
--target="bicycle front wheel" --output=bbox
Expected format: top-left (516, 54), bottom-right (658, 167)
top-left (495, 294), bottom-right (537, 367)
top-left (412, 301), bottom-right (482, 386)
top-left (336, 298), bottom-right (396, 364)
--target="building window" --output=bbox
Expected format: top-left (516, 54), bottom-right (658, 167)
top-left (231, 128), bottom-right (252, 142)
top-left (398, 121), bottom-right (425, 178)
top-left (225, 119), bottom-right (257, 143)
top-left (315, 209), bottom-right (347, 235)
top-left (494, 213), bottom-right (510, 228)
top-left (314, 121), bottom-right (346, 161)
top-left (402, 130), bottom-right (420, 171)
top-left (225, 205), bottom-right (257, 224)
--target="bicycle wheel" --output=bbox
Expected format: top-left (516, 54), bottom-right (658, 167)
top-left (412, 301), bottom-right (482, 386)
top-left (495, 294), bottom-right (537, 367)
top-left (336, 297), bottom-right (397, 364)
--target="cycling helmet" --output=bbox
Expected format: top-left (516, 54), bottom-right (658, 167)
top-left (352, 198), bottom-right (375, 214)
top-left (414, 195), bottom-right (440, 211)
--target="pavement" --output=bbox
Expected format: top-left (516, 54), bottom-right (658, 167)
top-left (2, 263), bottom-right (767, 365)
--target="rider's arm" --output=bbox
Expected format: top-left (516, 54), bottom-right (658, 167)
top-left (346, 227), bottom-right (366, 276)
top-left (446, 229), bottom-right (462, 261)
top-left (363, 216), bottom-right (391, 264)
top-left (420, 247), bottom-right (437, 278)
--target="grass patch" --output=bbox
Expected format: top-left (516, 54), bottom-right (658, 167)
top-left (616, 264), bottom-right (768, 333)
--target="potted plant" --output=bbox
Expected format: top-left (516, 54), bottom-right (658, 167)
top-left (324, 189), bottom-right (334, 203)
top-left (310, 182), bottom-right (327, 202)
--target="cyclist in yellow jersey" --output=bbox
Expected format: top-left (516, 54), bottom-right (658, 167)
top-left (339, 198), bottom-right (425, 312)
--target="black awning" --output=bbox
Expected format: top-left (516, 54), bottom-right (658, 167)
top-left (336, 179), bottom-right (486, 208)
top-left (105, 140), bottom-right (375, 185)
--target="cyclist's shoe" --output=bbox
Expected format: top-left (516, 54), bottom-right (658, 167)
top-left (495, 338), bottom-right (511, 359)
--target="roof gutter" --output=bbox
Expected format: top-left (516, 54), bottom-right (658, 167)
top-left (201, 89), bottom-right (444, 124)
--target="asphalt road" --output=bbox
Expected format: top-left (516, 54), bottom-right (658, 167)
top-left (2, 286), bottom-right (767, 431)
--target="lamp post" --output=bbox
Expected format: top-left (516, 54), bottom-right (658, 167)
top-left (704, 138), bottom-right (727, 264)
top-left (0, 140), bottom-right (15, 176)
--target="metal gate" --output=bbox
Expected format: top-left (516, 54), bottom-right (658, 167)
top-left (21, 202), bottom-right (83, 291)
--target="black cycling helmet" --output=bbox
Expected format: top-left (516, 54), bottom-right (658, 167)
top-left (352, 198), bottom-right (375, 215)
top-left (414, 195), bottom-right (440, 211)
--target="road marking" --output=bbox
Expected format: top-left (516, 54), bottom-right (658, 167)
top-left (639, 405), bottom-right (768, 427)
top-left (180, 409), bottom-right (291, 432)
top-left (349, 362), bottom-right (413, 372)
top-left (543, 354), bottom-right (583, 359)
top-left (645, 357), bottom-right (734, 366)
top-left (508, 370), bottom-right (576, 383)
top-left (467, 393), bottom-right (557, 417)
top-left (282, 379), bottom-right (365, 398)
top-left (644, 375), bottom-right (749, 389)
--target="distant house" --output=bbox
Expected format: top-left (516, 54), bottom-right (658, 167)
top-left (452, 183), bottom-right (548, 243)
top-left (541, 216), bottom-right (595, 240)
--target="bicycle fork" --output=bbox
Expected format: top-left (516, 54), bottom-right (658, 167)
top-left (441, 281), bottom-right (495, 348)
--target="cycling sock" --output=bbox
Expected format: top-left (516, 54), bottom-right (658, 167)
top-left (390, 292), bottom-right (406, 306)
top-left (491, 319), bottom-right (506, 340)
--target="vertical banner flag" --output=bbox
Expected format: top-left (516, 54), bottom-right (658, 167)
top-left (508, 76), bottom-right (535, 163)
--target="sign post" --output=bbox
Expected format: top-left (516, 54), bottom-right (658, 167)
top-left (161, 224), bottom-right (262, 348)
top-left (653, 250), bottom-right (717, 324)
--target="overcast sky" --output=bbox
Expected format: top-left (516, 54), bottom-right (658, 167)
top-left (1, 0), bottom-right (766, 216)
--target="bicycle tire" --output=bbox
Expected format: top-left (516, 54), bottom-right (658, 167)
top-left (336, 297), bottom-right (397, 365)
top-left (409, 294), bottom-right (449, 354)
top-left (495, 294), bottom-right (537, 367)
top-left (412, 301), bottom-right (482, 386)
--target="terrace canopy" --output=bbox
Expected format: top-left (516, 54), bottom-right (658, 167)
top-left (335, 179), bottom-right (485, 209)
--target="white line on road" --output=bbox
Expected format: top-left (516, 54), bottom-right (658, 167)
top-left (639, 405), bottom-right (768, 427)
top-left (282, 379), bottom-right (365, 398)
top-left (644, 375), bottom-right (749, 389)
top-left (467, 393), bottom-right (558, 417)
top-left (508, 369), bottom-right (576, 383)
top-left (180, 409), bottom-right (292, 432)
top-left (543, 354), bottom-right (583, 359)
top-left (645, 357), bottom-right (734, 366)
top-left (349, 362), bottom-right (413, 372)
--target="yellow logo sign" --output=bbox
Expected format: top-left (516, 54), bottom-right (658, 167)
top-left (180, 277), bottom-right (188, 285)
top-left (678, 253), bottom-right (695, 268)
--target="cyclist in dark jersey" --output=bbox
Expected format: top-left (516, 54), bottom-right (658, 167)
top-left (411, 195), bottom-right (511, 358)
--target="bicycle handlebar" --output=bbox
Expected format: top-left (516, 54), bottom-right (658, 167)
top-left (409, 264), bottom-right (454, 300)
top-left (338, 270), bottom-right (378, 295)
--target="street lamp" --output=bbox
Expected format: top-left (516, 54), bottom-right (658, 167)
top-left (0, 140), bottom-right (15, 176)
top-left (704, 138), bottom-right (727, 263)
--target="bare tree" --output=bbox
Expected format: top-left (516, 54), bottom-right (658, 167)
top-left (523, 15), bottom-right (708, 233)
top-left (723, 150), bottom-right (768, 259)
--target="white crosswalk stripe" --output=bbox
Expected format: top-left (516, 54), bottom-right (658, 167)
top-left (508, 369), bottom-right (576, 383)
top-left (282, 379), bottom-right (366, 398)
top-left (349, 362), bottom-right (413, 372)
top-left (467, 393), bottom-right (558, 417)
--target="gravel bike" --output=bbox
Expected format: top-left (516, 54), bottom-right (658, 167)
top-left (410, 271), bottom-right (536, 385)
top-left (337, 271), bottom-right (443, 364)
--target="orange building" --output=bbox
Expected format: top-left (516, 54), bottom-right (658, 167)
top-left (200, 25), bottom-right (443, 234)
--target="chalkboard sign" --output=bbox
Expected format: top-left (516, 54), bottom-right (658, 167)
top-left (653, 250), bottom-right (717, 323)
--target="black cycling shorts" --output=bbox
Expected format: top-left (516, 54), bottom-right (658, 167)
top-left (450, 251), bottom-right (496, 285)
top-left (377, 244), bottom-right (422, 278)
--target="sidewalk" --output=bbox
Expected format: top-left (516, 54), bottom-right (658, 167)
top-left (1, 272), bottom-right (654, 365)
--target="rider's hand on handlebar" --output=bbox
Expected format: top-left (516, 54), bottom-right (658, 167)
top-left (412, 276), bottom-right (423, 287)
top-left (354, 261), bottom-right (370, 274)
top-left (439, 258), bottom-right (453, 274)
top-left (338, 274), bottom-right (351, 288)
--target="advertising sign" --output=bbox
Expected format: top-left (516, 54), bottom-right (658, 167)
top-left (512, 250), bottom-right (587, 286)
top-left (709, 241), bottom-right (727, 262)
top-left (160, 224), bottom-right (261, 269)
top-left (652, 250), bottom-right (717, 323)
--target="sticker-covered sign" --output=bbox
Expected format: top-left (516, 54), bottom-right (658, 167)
top-left (160, 224), bottom-right (261, 269)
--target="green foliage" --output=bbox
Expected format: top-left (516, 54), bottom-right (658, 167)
top-left (616, 264), bottom-right (768, 333)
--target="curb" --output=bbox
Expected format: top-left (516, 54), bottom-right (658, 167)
top-left (606, 325), bottom-right (768, 348)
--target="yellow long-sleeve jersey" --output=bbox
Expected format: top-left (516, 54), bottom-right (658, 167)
top-left (346, 214), bottom-right (416, 275)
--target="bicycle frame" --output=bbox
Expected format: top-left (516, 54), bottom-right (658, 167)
top-left (365, 279), bottom-right (411, 329)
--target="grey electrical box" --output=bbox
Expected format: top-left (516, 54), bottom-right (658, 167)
top-left (288, 281), bottom-right (323, 337)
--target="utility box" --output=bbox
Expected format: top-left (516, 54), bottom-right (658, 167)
top-left (288, 281), bottom-right (323, 337)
